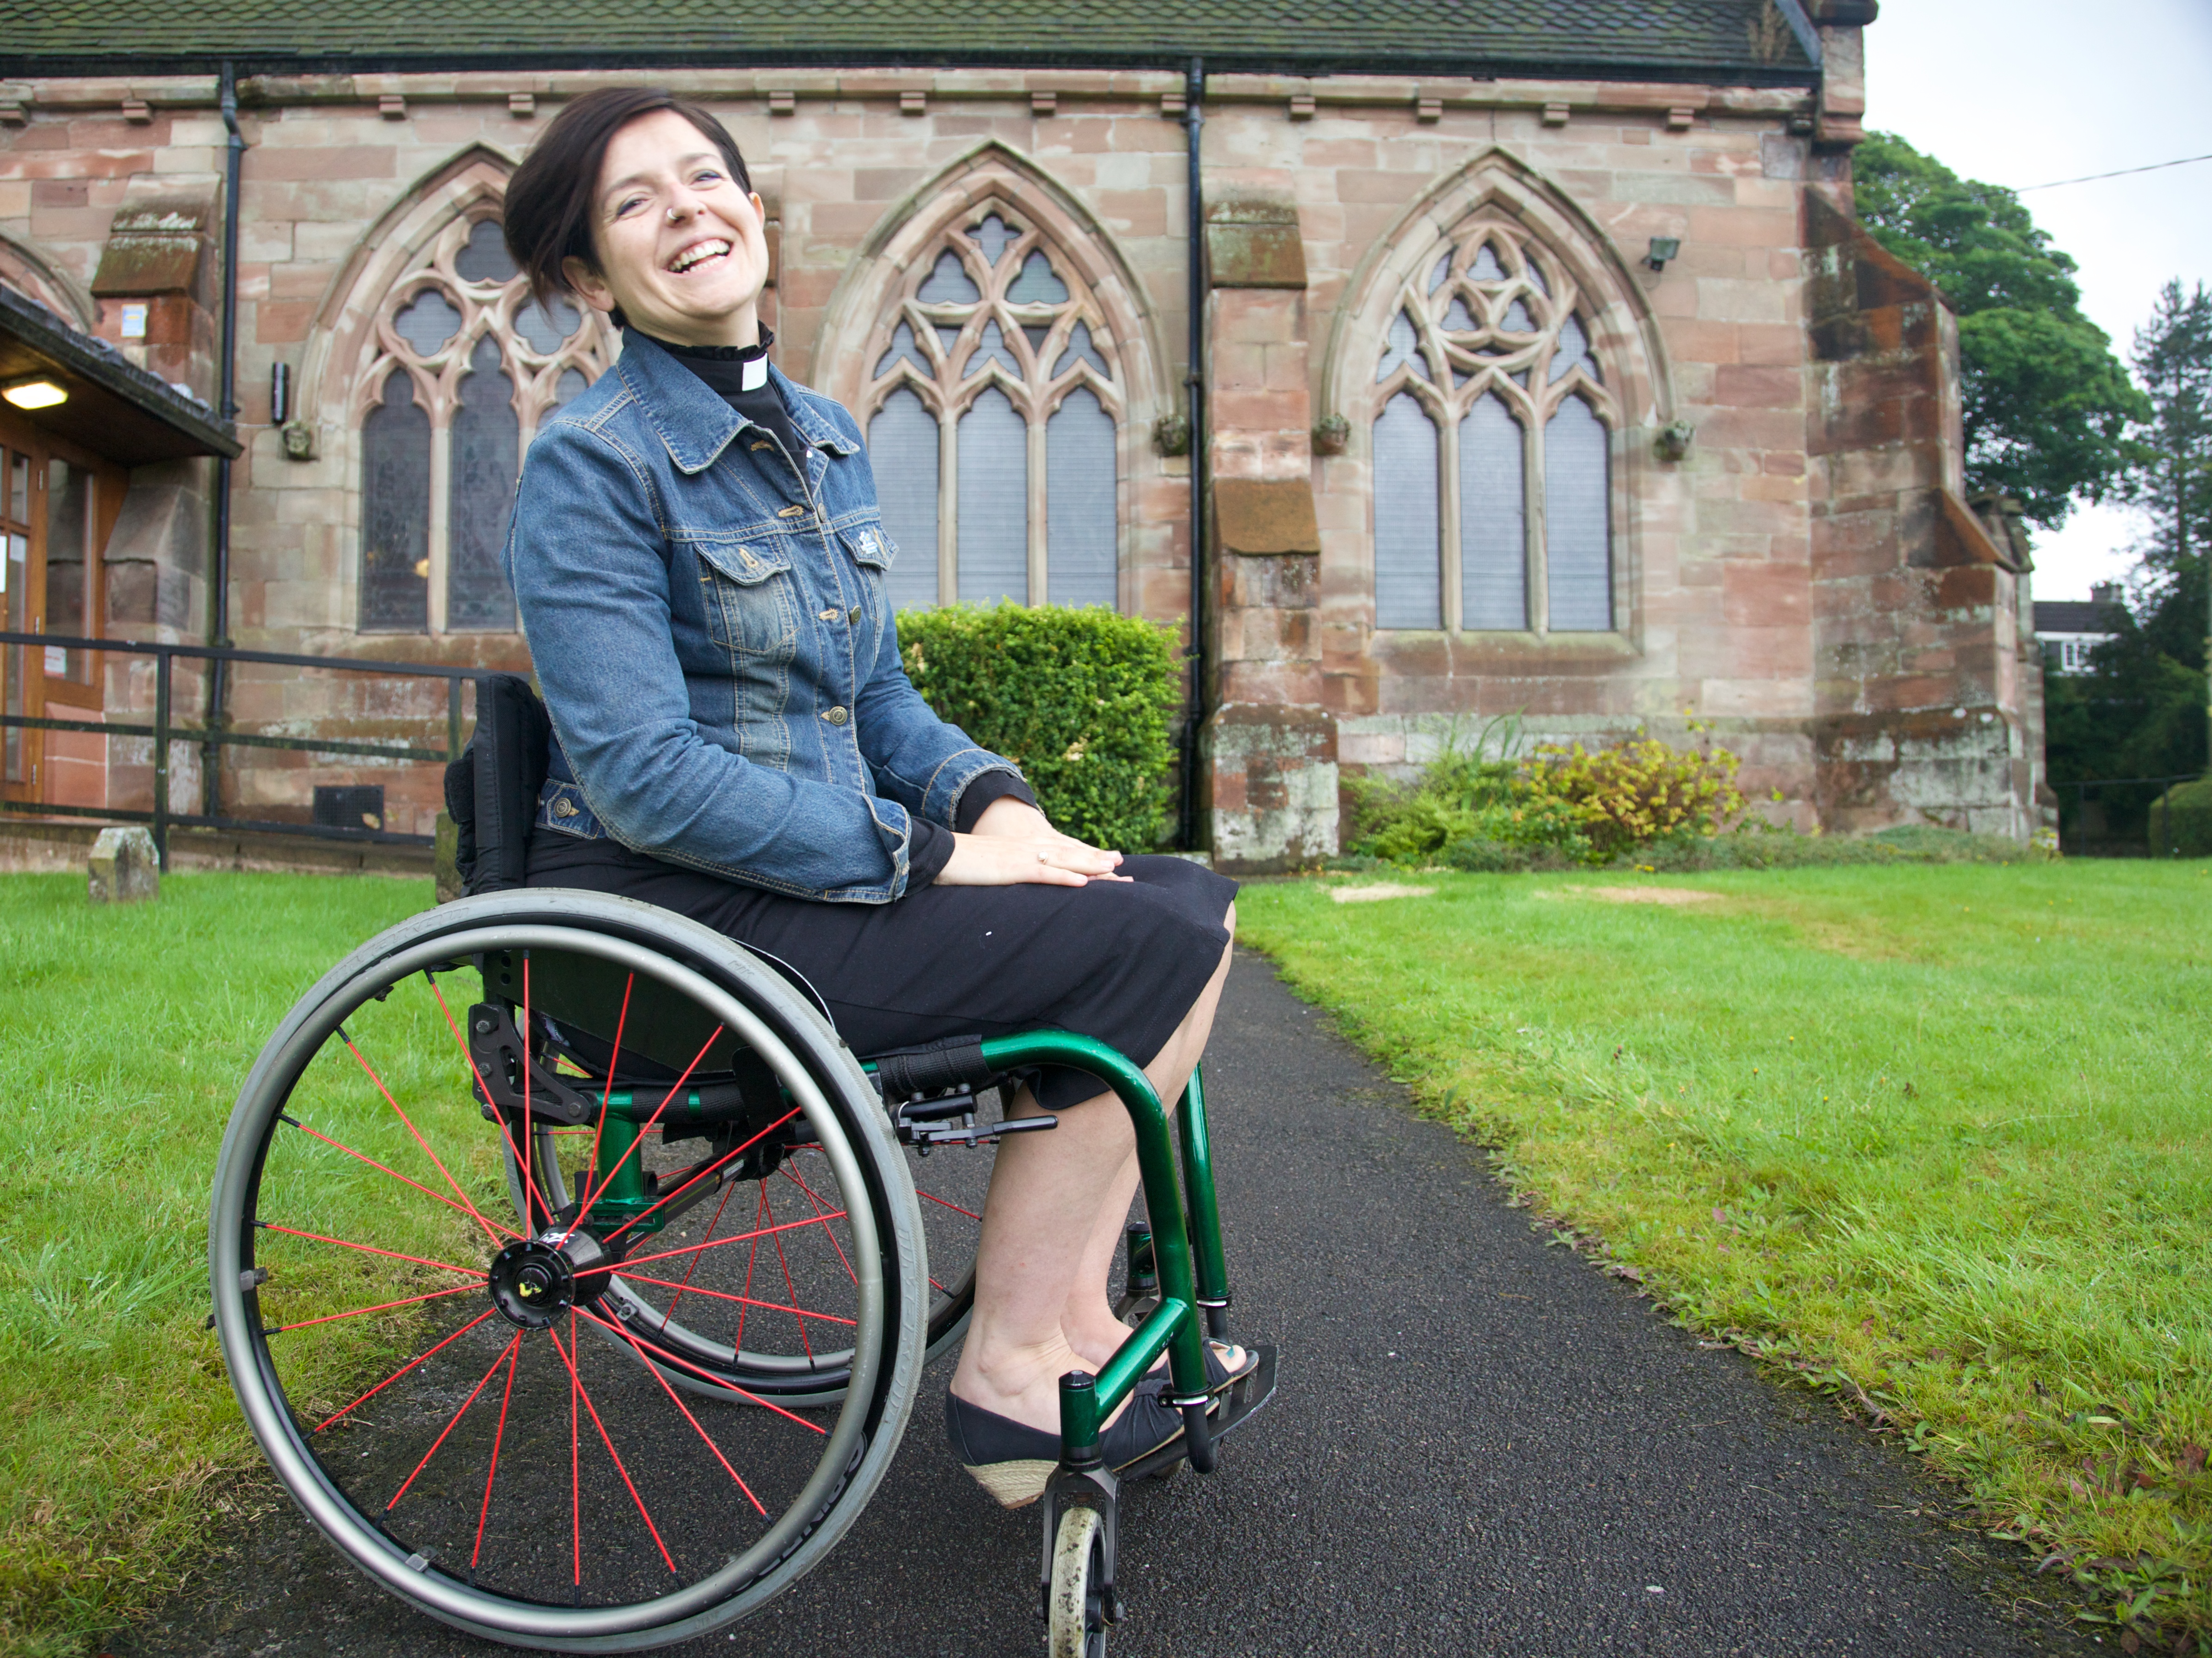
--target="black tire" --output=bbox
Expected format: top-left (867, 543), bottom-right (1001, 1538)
top-left (208, 891), bottom-right (929, 1652)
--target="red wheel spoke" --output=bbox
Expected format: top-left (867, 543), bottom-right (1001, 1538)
top-left (425, 975), bottom-right (558, 1236)
top-left (608, 1208), bottom-right (849, 1274)
top-left (546, 1321), bottom-right (677, 1576)
top-left (929, 1275), bottom-right (948, 1295)
top-left (260, 1223), bottom-right (483, 1279)
top-left (267, 1280), bottom-right (483, 1334)
top-left (578, 971), bottom-right (635, 1234)
top-left (317, 1307), bottom-right (500, 1431)
top-left (657, 1179), bottom-right (736, 1332)
top-left (737, 1185), bottom-right (766, 1351)
top-left (581, 1306), bottom-right (768, 1517)
top-left (471, 1336), bottom-right (522, 1576)
top-left (283, 1116), bottom-right (520, 1239)
top-left (521, 956), bottom-right (534, 1238)
top-left (757, 1182), bottom-right (813, 1359)
top-left (571, 1304), bottom-right (827, 1433)
top-left (568, 1310), bottom-right (582, 1593)
top-left (779, 1164), bottom-right (858, 1287)
top-left (340, 1033), bottom-right (511, 1248)
top-left (596, 1108), bottom-right (804, 1251)
top-left (617, 1271), bottom-right (854, 1325)
top-left (918, 1188), bottom-right (982, 1222)
top-left (388, 1329), bottom-right (522, 1511)
top-left (567, 1023), bottom-right (723, 1238)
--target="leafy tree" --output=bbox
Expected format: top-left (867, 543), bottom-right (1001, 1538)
top-left (2045, 281), bottom-right (2211, 841)
top-left (1852, 132), bottom-right (2146, 526)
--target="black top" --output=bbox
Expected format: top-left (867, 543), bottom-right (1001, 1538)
top-left (645, 329), bottom-right (1039, 887)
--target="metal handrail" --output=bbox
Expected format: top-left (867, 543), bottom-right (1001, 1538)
top-left (0, 629), bottom-right (482, 869)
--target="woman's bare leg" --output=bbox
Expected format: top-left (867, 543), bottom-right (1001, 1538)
top-left (950, 913), bottom-right (1235, 1435)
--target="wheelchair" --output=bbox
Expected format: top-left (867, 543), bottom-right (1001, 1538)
top-left (208, 885), bottom-right (1275, 1654)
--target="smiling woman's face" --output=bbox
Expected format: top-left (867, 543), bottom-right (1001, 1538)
top-left (562, 108), bottom-right (770, 348)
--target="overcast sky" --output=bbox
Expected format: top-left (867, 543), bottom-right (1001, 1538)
top-left (1861, 0), bottom-right (2212, 599)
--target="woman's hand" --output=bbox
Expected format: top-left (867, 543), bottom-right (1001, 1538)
top-left (936, 796), bottom-right (1129, 887)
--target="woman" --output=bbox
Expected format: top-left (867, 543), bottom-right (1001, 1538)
top-left (499, 86), bottom-right (1247, 1507)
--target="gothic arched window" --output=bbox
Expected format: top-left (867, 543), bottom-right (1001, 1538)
top-left (355, 216), bottom-right (608, 634)
top-left (859, 209), bottom-right (1122, 612)
top-left (1370, 220), bottom-right (1618, 634)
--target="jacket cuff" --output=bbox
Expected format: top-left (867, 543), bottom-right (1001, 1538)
top-left (954, 771), bottom-right (1040, 832)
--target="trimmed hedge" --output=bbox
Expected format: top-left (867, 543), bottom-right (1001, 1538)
top-left (897, 603), bottom-right (1181, 851)
top-left (2147, 775), bottom-right (2212, 857)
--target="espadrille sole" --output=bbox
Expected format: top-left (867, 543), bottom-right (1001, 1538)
top-left (961, 1457), bottom-right (1058, 1508)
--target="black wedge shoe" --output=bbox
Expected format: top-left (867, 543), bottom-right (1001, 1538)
top-left (945, 1383), bottom-right (1190, 1509)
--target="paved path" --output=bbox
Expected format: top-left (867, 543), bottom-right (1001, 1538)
top-left (117, 950), bottom-right (2083, 1657)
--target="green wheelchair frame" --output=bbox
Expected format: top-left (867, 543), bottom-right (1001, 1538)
top-left (208, 890), bottom-right (1274, 1657)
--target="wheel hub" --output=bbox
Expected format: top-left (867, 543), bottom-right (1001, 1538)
top-left (487, 1230), bottom-right (615, 1329)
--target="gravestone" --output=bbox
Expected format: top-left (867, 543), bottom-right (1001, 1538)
top-left (87, 826), bottom-right (160, 904)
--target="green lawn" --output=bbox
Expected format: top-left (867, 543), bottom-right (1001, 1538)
top-left (2, 863), bottom-right (2206, 1652)
top-left (1238, 861), bottom-right (2212, 1644)
top-left (0, 873), bottom-right (438, 1657)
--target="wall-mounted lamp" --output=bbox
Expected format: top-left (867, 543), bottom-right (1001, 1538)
top-left (2, 378), bottom-right (67, 410)
top-left (270, 362), bottom-right (292, 425)
top-left (1644, 237), bottom-right (1682, 272)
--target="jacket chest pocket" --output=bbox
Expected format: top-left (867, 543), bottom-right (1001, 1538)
top-left (841, 521), bottom-right (897, 655)
top-left (693, 539), bottom-right (799, 663)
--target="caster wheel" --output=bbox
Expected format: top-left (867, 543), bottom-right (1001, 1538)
top-left (1047, 1505), bottom-right (1109, 1658)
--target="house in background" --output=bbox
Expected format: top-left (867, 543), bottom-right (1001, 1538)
top-left (0, 0), bottom-right (2052, 873)
top-left (2034, 582), bottom-right (2124, 677)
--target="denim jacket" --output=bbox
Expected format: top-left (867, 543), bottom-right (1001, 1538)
top-left (505, 329), bottom-right (1017, 903)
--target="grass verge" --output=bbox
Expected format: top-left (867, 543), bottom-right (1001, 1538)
top-left (1238, 861), bottom-right (2211, 1649)
top-left (0, 873), bottom-right (437, 1657)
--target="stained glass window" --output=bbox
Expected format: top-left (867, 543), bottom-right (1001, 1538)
top-left (1368, 219), bottom-right (1616, 634)
top-left (356, 213), bottom-right (610, 633)
top-left (861, 204), bottom-right (1122, 609)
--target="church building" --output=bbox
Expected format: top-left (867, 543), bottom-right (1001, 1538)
top-left (0, 0), bottom-right (2048, 872)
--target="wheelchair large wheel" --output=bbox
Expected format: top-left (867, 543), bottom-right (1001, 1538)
top-left (208, 892), bottom-right (930, 1652)
top-left (510, 1088), bottom-right (997, 1409)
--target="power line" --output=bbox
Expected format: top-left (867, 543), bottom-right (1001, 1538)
top-left (2016, 152), bottom-right (2212, 191)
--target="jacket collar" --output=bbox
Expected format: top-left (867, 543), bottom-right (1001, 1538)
top-left (614, 328), bottom-right (858, 477)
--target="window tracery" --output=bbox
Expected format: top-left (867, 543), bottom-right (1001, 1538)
top-left (859, 208), bottom-right (1121, 611)
top-left (1370, 218), bottom-right (1618, 634)
top-left (355, 216), bottom-right (608, 634)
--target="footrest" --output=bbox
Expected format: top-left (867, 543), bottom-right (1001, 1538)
top-left (1116, 1343), bottom-right (1278, 1483)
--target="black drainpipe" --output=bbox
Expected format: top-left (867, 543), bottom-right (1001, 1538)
top-left (203, 61), bottom-right (243, 817)
top-left (1178, 56), bottom-right (1207, 852)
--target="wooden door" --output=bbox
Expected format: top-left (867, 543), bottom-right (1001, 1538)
top-left (0, 436), bottom-right (42, 801)
top-left (0, 420), bottom-right (123, 808)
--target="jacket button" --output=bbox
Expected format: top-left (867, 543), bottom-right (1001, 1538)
top-left (848, 606), bottom-right (861, 623)
top-left (823, 706), bottom-right (849, 726)
top-left (819, 607), bottom-right (841, 622)
top-left (552, 797), bottom-right (578, 818)
top-left (777, 504), bottom-right (807, 519)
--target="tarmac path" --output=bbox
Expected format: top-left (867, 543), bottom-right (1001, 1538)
top-left (115, 948), bottom-right (2085, 1657)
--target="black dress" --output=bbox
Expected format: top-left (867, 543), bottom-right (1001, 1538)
top-left (527, 835), bottom-right (1236, 1111)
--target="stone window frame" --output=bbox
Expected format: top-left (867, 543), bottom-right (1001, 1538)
top-left (815, 145), bottom-right (1173, 619)
top-left (1371, 217), bottom-right (1621, 635)
top-left (1322, 151), bottom-right (1674, 656)
top-left (854, 199), bottom-right (1126, 607)
top-left (349, 210), bottom-right (611, 635)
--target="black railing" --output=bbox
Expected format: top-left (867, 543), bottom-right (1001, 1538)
top-left (2055, 771), bottom-right (2206, 858)
top-left (0, 630), bottom-right (476, 870)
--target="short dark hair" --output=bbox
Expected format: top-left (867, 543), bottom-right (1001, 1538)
top-left (502, 87), bottom-right (753, 325)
